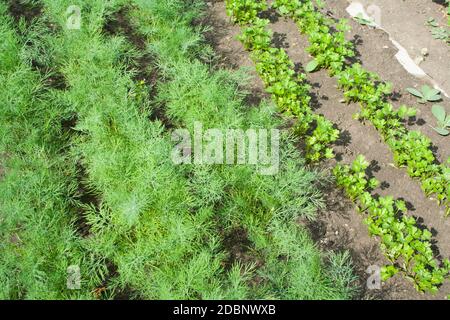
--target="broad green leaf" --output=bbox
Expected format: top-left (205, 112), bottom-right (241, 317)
top-left (426, 88), bottom-right (441, 96)
top-left (407, 107), bottom-right (417, 117)
top-left (305, 59), bottom-right (319, 73)
top-left (421, 85), bottom-right (432, 92)
top-left (406, 87), bottom-right (423, 98)
top-left (445, 116), bottom-right (450, 126)
top-left (397, 105), bottom-right (408, 118)
top-left (381, 265), bottom-right (399, 281)
top-left (433, 126), bottom-right (449, 136)
top-left (422, 86), bottom-right (441, 101)
top-left (432, 105), bottom-right (446, 122)
top-left (354, 13), bottom-right (375, 26)
top-left (396, 200), bottom-right (407, 213)
top-left (427, 94), bottom-right (442, 102)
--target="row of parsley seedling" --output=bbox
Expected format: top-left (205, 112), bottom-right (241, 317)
top-left (225, 0), bottom-right (449, 293)
top-left (226, 0), bottom-right (339, 162)
top-left (334, 155), bottom-right (449, 293)
top-left (272, 0), bottom-right (450, 216)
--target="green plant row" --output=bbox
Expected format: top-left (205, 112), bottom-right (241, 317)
top-left (227, 0), bottom-right (450, 293)
top-left (0, 2), bottom-right (102, 299)
top-left (37, 0), bottom-right (245, 299)
top-left (226, 0), bottom-right (339, 162)
top-left (334, 155), bottom-right (450, 293)
top-left (26, 0), bottom-right (358, 299)
top-left (127, 0), bottom-right (358, 299)
top-left (272, 0), bottom-right (450, 215)
top-left (226, 0), bottom-right (267, 24)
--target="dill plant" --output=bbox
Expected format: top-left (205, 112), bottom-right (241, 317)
top-left (0, 2), bottom-right (101, 299)
top-left (130, 0), bottom-right (357, 299)
top-left (0, 0), bottom-right (358, 299)
top-left (36, 0), bottom-right (249, 299)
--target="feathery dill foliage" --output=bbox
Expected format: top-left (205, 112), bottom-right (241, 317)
top-left (37, 0), bottom-right (248, 299)
top-left (130, 0), bottom-right (358, 299)
top-left (0, 0), bottom-right (357, 299)
top-left (0, 2), bottom-right (101, 299)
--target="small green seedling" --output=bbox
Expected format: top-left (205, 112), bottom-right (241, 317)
top-left (431, 105), bottom-right (450, 136)
top-left (426, 17), bottom-right (439, 28)
top-left (431, 27), bottom-right (450, 40)
top-left (354, 13), bottom-right (376, 27)
top-left (406, 85), bottom-right (441, 103)
top-left (425, 18), bottom-right (450, 42)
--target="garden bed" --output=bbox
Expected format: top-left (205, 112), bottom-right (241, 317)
top-left (0, 0), bottom-right (448, 300)
top-left (206, 0), bottom-right (449, 299)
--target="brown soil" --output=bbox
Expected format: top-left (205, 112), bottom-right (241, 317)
top-left (8, 0), bottom-right (42, 24)
top-left (222, 227), bottom-right (264, 273)
top-left (352, 0), bottom-right (450, 96)
top-left (103, 7), bottom-right (158, 85)
top-left (205, 0), bottom-right (450, 300)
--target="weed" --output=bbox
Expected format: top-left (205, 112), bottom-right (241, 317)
top-left (431, 104), bottom-right (450, 136)
top-left (407, 85), bottom-right (442, 104)
top-left (425, 17), bottom-right (450, 44)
